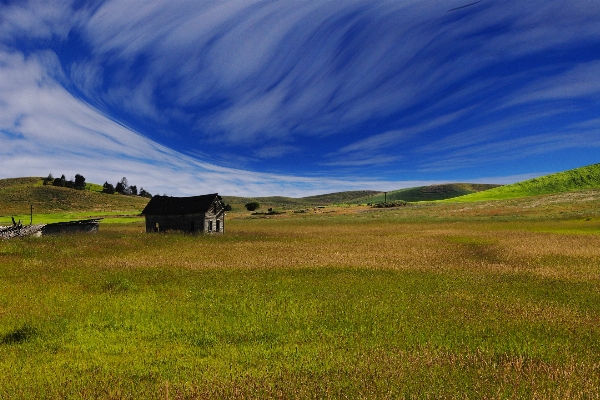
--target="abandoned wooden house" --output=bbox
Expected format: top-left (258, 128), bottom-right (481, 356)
top-left (141, 193), bottom-right (225, 234)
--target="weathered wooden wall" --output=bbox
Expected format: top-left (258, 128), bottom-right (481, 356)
top-left (145, 213), bottom-right (224, 233)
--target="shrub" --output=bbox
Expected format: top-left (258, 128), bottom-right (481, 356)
top-left (245, 201), bottom-right (260, 211)
top-left (373, 201), bottom-right (407, 208)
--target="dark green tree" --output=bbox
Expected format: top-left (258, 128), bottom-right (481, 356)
top-left (74, 174), bottom-right (86, 190)
top-left (102, 181), bottom-right (115, 194)
top-left (244, 201), bottom-right (260, 211)
top-left (115, 177), bottom-right (129, 195)
top-left (139, 188), bottom-right (152, 198)
top-left (53, 174), bottom-right (66, 187)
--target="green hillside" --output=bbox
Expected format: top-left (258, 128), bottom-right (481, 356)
top-left (0, 178), bottom-right (379, 218)
top-left (364, 183), bottom-right (500, 203)
top-left (446, 163), bottom-right (600, 202)
top-left (222, 184), bottom-right (504, 210)
top-left (302, 190), bottom-right (381, 205)
top-left (222, 190), bottom-right (380, 209)
top-left (5, 162), bottom-right (598, 217)
top-left (0, 177), bottom-right (149, 217)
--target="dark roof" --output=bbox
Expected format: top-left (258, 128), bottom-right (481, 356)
top-left (141, 193), bottom-right (222, 215)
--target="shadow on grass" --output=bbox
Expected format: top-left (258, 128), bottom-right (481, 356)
top-left (1, 324), bottom-right (37, 344)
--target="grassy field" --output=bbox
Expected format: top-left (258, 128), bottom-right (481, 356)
top-left (1, 189), bottom-right (600, 398)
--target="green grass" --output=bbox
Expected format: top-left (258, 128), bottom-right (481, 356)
top-left (446, 163), bottom-right (600, 202)
top-left (3, 263), bottom-right (599, 397)
top-left (0, 211), bottom-right (143, 225)
top-left (1, 193), bottom-right (600, 397)
top-left (86, 182), bottom-right (104, 192)
top-left (365, 183), bottom-right (500, 203)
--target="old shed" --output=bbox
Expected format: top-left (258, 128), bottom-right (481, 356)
top-left (141, 193), bottom-right (225, 234)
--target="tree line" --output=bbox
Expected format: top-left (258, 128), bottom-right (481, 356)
top-left (102, 177), bottom-right (152, 198)
top-left (43, 174), bottom-right (153, 198)
top-left (43, 173), bottom-right (87, 190)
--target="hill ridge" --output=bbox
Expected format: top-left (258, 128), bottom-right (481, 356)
top-left (446, 163), bottom-right (600, 202)
top-left (0, 177), bottom-right (149, 216)
top-left (362, 183), bottom-right (500, 204)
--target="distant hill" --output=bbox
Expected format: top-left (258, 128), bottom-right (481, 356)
top-left (446, 163), bottom-right (600, 202)
top-left (0, 177), bottom-right (149, 215)
top-left (363, 183), bottom-right (500, 203)
top-left (0, 178), bottom-right (378, 215)
top-left (7, 163), bottom-right (597, 215)
top-left (220, 184), bottom-right (504, 210)
top-left (222, 190), bottom-right (381, 209)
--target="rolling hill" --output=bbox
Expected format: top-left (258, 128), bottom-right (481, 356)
top-left (363, 183), bottom-right (500, 203)
top-left (445, 163), bottom-right (600, 202)
top-left (4, 163), bottom-right (598, 217)
top-left (221, 191), bottom-right (381, 209)
top-left (0, 177), bottom-right (150, 216)
top-left (221, 184), bottom-right (505, 209)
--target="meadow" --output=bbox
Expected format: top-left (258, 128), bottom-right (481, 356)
top-left (1, 190), bottom-right (600, 398)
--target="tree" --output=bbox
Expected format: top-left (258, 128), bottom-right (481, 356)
top-left (244, 201), bottom-right (260, 211)
top-left (102, 181), bottom-right (115, 194)
top-left (139, 188), bottom-right (152, 198)
top-left (224, 203), bottom-right (232, 211)
top-left (129, 185), bottom-right (138, 196)
top-left (43, 173), bottom-right (53, 185)
top-left (74, 174), bottom-right (86, 190)
top-left (53, 174), bottom-right (66, 187)
top-left (115, 177), bottom-right (130, 195)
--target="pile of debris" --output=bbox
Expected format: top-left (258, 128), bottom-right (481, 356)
top-left (0, 221), bottom-right (46, 240)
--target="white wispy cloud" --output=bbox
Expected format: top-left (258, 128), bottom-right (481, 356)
top-left (0, 0), bottom-right (78, 41)
top-left (1, 48), bottom-right (471, 196)
top-left (1, 0), bottom-right (599, 191)
top-left (418, 132), bottom-right (600, 173)
top-left (505, 61), bottom-right (600, 107)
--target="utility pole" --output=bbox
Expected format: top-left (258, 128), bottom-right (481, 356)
top-left (384, 192), bottom-right (387, 203)
top-left (30, 205), bottom-right (33, 225)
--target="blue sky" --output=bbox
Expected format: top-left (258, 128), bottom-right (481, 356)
top-left (1, 0), bottom-right (599, 197)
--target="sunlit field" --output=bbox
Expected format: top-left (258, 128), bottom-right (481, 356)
top-left (1, 192), bottom-right (600, 398)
